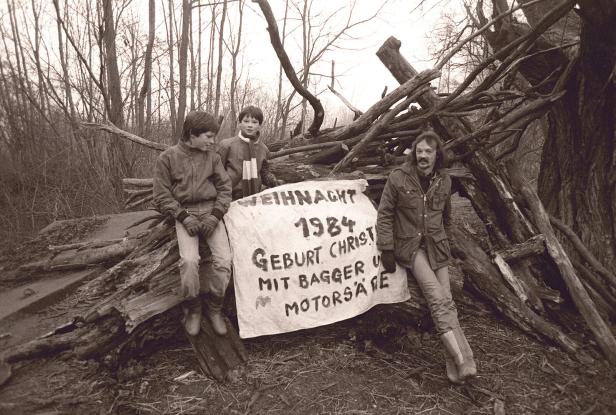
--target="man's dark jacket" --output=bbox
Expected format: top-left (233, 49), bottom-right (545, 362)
top-left (376, 161), bottom-right (452, 270)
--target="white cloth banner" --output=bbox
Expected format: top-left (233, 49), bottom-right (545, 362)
top-left (224, 179), bottom-right (410, 338)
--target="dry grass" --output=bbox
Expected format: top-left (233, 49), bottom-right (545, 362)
top-left (23, 300), bottom-right (604, 415)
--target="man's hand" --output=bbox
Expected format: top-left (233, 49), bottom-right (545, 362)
top-left (200, 215), bottom-right (219, 237)
top-left (182, 215), bottom-right (201, 237)
top-left (381, 250), bottom-right (396, 273)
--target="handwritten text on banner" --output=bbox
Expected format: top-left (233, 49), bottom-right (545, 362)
top-left (223, 179), bottom-right (410, 338)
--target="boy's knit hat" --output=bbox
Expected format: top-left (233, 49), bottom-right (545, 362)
top-left (182, 111), bottom-right (219, 140)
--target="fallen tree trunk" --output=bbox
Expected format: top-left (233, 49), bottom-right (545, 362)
top-left (19, 238), bottom-right (140, 272)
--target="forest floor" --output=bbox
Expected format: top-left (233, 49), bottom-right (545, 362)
top-left (0, 199), bottom-right (615, 415)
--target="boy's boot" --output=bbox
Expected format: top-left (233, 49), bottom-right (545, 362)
top-left (206, 294), bottom-right (227, 335)
top-left (453, 326), bottom-right (477, 380)
top-left (440, 331), bottom-right (465, 384)
top-left (182, 297), bottom-right (202, 336)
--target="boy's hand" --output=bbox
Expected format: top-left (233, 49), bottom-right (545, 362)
top-left (200, 215), bottom-right (219, 237)
top-left (182, 215), bottom-right (201, 236)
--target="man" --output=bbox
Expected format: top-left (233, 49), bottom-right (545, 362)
top-left (376, 130), bottom-right (477, 384)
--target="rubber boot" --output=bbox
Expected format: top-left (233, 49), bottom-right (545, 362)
top-left (445, 354), bottom-right (464, 385)
top-left (207, 294), bottom-right (227, 335)
top-left (182, 297), bottom-right (202, 336)
top-left (441, 331), bottom-right (464, 383)
top-left (453, 326), bottom-right (477, 380)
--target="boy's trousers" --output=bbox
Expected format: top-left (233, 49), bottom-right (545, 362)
top-left (408, 249), bottom-right (459, 334)
top-left (175, 215), bottom-right (232, 299)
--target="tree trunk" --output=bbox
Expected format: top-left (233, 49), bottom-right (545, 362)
top-left (167, 0), bottom-right (177, 139)
top-left (536, 3), bottom-right (616, 273)
top-left (138, 0), bottom-right (155, 137)
top-left (229, 0), bottom-right (244, 130)
top-left (102, 0), bottom-right (124, 128)
top-left (102, 0), bottom-right (131, 186)
top-left (214, 0), bottom-right (227, 118)
top-left (175, 0), bottom-right (191, 137)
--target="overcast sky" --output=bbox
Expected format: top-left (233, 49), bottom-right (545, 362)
top-left (234, 0), bottom-right (456, 109)
top-left (138, 0), bottom-right (463, 115)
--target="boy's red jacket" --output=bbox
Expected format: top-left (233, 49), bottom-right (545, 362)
top-left (153, 141), bottom-right (232, 219)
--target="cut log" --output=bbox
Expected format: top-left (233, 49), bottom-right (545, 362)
top-left (19, 238), bottom-right (139, 272)
top-left (186, 316), bottom-right (248, 381)
top-left (48, 239), bottom-right (126, 254)
top-left (493, 234), bottom-right (546, 261)
top-left (305, 143), bottom-right (349, 165)
top-left (492, 254), bottom-right (530, 305)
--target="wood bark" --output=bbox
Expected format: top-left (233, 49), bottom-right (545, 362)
top-left (494, 235), bottom-right (546, 261)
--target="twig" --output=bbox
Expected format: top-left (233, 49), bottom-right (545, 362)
top-left (81, 121), bottom-right (167, 151)
top-left (327, 85), bottom-right (363, 118)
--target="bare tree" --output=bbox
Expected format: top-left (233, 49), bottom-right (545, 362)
top-left (175, 0), bottom-right (191, 138)
top-left (137, 0), bottom-right (155, 137)
top-left (213, 0), bottom-right (228, 117)
top-left (165, 0), bottom-right (177, 137)
top-left (255, 0), bottom-right (387, 137)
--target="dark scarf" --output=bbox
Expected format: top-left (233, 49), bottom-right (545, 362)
top-left (239, 131), bottom-right (260, 197)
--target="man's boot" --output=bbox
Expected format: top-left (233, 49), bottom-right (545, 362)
top-left (441, 331), bottom-right (464, 384)
top-left (445, 354), bottom-right (464, 385)
top-left (453, 326), bottom-right (477, 380)
top-left (206, 294), bottom-right (227, 335)
top-left (182, 297), bottom-right (202, 336)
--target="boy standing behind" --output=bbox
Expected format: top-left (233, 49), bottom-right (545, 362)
top-left (153, 111), bottom-right (232, 336)
top-left (218, 105), bottom-right (280, 200)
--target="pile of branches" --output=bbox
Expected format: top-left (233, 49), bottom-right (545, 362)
top-left (4, 0), bottom-right (616, 369)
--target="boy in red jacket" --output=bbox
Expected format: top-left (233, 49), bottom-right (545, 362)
top-left (153, 111), bottom-right (232, 336)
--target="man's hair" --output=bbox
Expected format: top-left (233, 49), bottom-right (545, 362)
top-left (238, 105), bottom-right (264, 124)
top-left (408, 130), bottom-right (448, 170)
top-left (181, 111), bottom-right (219, 141)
